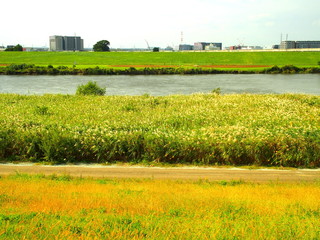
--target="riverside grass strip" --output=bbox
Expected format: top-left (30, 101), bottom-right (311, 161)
top-left (0, 93), bottom-right (319, 167)
top-left (0, 174), bottom-right (319, 239)
top-left (1, 51), bottom-right (320, 67)
top-left (0, 51), bottom-right (320, 75)
top-left (1, 51), bottom-right (320, 75)
top-left (1, 63), bottom-right (320, 75)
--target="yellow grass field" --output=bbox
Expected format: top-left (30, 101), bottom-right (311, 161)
top-left (0, 174), bottom-right (319, 239)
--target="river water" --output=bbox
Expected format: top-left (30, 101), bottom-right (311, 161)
top-left (0, 74), bottom-right (319, 95)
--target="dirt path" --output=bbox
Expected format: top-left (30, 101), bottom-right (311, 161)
top-left (109, 64), bottom-right (270, 68)
top-left (1, 164), bottom-right (319, 182)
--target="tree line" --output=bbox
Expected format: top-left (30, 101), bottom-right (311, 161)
top-left (5, 44), bottom-right (23, 51)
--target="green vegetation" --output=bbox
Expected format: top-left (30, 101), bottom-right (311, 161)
top-left (0, 63), bottom-right (319, 75)
top-left (0, 93), bottom-right (319, 167)
top-left (0, 175), bottom-right (319, 239)
top-left (211, 87), bottom-right (221, 95)
top-left (93, 40), bottom-right (110, 52)
top-left (76, 81), bottom-right (106, 96)
top-left (0, 51), bottom-right (320, 69)
top-left (0, 51), bottom-right (319, 74)
top-left (4, 44), bottom-right (23, 52)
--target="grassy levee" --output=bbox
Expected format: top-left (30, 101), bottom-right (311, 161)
top-left (0, 175), bottom-right (319, 239)
top-left (0, 93), bottom-right (319, 167)
top-left (0, 51), bottom-right (320, 68)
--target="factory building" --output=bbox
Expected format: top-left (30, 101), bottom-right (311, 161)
top-left (50, 35), bottom-right (84, 51)
top-left (194, 42), bottom-right (222, 50)
top-left (295, 41), bottom-right (320, 49)
top-left (280, 41), bottom-right (296, 49)
top-left (280, 40), bottom-right (320, 49)
top-left (205, 43), bottom-right (223, 50)
top-left (179, 44), bottom-right (194, 51)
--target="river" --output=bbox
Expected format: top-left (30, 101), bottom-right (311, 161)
top-left (0, 74), bottom-right (319, 95)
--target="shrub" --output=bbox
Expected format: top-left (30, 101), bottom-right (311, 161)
top-left (76, 81), bottom-right (106, 96)
top-left (265, 65), bottom-right (281, 73)
top-left (211, 88), bottom-right (221, 95)
top-left (34, 106), bottom-right (49, 115)
top-left (281, 65), bottom-right (301, 74)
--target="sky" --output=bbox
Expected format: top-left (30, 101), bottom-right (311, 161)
top-left (1, 0), bottom-right (320, 49)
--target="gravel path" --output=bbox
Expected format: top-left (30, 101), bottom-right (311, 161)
top-left (1, 164), bottom-right (319, 182)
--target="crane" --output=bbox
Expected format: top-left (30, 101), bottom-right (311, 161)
top-left (145, 40), bottom-right (151, 51)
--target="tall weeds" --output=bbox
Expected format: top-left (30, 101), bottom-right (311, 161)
top-left (0, 93), bottom-right (319, 167)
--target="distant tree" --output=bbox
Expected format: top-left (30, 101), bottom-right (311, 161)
top-left (14, 44), bottom-right (23, 51)
top-left (93, 40), bottom-right (110, 52)
top-left (5, 44), bottom-right (23, 51)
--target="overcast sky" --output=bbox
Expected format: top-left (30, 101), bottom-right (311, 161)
top-left (1, 0), bottom-right (319, 49)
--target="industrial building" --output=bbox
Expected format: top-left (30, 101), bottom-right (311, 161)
top-left (280, 40), bottom-right (320, 49)
top-left (295, 41), bottom-right (320, 49)
top-left (204, 43), bottom-right (222, 50)
top-left (23, 47), bottom-right (49, 52)
top-left (194, 42), bottom-right (222, 50)
top-left (50, 35), bottom-right (84, 51)
top-left (179, 44), bottom-right (194, 51)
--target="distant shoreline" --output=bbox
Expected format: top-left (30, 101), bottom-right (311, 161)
top-left (1, 64), bottom-right (320, 75)
top-left (1, 51), bottom-right (320, 74)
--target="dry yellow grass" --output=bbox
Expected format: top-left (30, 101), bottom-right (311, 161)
top-left (0, 174), bottom-right (319, 239)
top-left (1, 176), bottom-right (318, 214)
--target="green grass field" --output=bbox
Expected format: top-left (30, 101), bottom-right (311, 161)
top-left (1, 51), bottom-right (320, 69)
top-left (1, 93), bottom-right (319, 167)
top-left (0, 174), bottom-right (319, 239)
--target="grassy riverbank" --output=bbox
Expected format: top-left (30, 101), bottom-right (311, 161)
top-left (1, 93), bottom-right (319, 167)
top-left (1, 63), bottom-right (320, 75)
top-left (0, 51), bottom-right (320, 72)
top-left (0, 174), bottom-right (319, 239)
